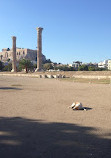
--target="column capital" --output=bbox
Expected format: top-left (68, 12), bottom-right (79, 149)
top-left (36, 27), bottom-right (43, 32)
top-left (12, 36), bottom-right (16, 40)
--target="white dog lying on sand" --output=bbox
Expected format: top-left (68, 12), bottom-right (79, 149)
top-left (69, 102), bottom-right (86, 110)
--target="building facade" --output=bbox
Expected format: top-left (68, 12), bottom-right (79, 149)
top-left (98, 59), bottom-right (111, 70)
top-left (69, 61), bottom-right (82, 70)
top-left (108, 60), bottom-right (111, 70)
top-left (0, 48), bottom-right (46, 64)
top-left (98, 60), bottom-right (108, 69)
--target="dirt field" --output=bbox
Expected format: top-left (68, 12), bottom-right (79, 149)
top-left (0, 76), bottom-right (111, 158)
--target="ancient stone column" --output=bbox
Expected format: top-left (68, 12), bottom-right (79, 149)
top-left (11, 36), bottom-right (17, 72)
top-left (36, 27), bottom-right (43, 71)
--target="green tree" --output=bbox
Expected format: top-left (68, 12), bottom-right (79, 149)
top-left (43, 59), bottom-right (52, 64)
top-left (19, 59), bottom-right (33, 73)
top-left (0, 61), bottom-right (4, 71)
top-left (88, 66), bottom-right (95, 71)
top-left (95, 67), bottom-right (107, 71)
top-left (33, 64), bottom-right (37, 69)
top-left (43, 63), bottom-right (53, 70)
top-left (3, 63), bottom-right (12, 71)
top-left (54, 65), bottom-right (75, 71)
top-left (78, 65), bottom-right (88, 71)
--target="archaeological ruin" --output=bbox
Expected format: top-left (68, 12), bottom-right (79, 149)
top-left (36, 27), bottom-right (43, 71)
top-left (0, 27), bottom-right (45, 71)
top-left (11, 36), bottom-right (17, 72)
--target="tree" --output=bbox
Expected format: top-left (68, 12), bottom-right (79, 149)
top-left (0, 61), bottom-right (4, 71)
top-left (78, 65), bottom-right (88, 71)
top-left (43, 63), bottom-right (53, 70)
top-left (3, 63), bottom-right (12, 71)
top-left (19, 59), bottom-right (33, 73)
top-left (88, 66), bottom-right (95, 71)
top-left (95, 67), bottom-right (107, 71)
top-left (43, 59), bottom-right (52, 64)
top-left (54, 65), bottom-right (75, 71)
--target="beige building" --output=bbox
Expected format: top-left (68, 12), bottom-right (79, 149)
top-left (98, 60), bottom-right (108, 69)
top-left (108, 60), bottom-right (111, 70)
top-left (0, 48), bottom-right (46, 64)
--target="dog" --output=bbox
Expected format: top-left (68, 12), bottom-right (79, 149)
top-left (69, 102), bottom-right (86, 110)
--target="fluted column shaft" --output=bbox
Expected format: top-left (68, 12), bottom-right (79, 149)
top-left (37, 27), bottom-right (43, 71)
top-left (12, 36), bottom-right (17, 72)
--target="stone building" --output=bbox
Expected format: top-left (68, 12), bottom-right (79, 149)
top-left (108, 60), bottom-right (111, 70)
top-left (69, 61), bottom-right (82, 70)
top-left (0, 47), bottom-right (46, 64)
top-left (98, 60), bottom-right (108, 69)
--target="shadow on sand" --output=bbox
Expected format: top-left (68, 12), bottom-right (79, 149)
top-left (0, 87), bottom-right (22, 90)
top-left (72, 107), bottom-right (92, 111)
top-left (0, 117), bottom-right (111, 158)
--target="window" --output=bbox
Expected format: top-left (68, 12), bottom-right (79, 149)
top-left (5, 52), bottom-right (8, 57)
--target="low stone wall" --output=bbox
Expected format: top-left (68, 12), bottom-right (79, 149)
top-left (72, 75), bottom-right (111, 79)
top-left (0, 73), bottom-right (65, 79)
top-left (0, 71), bottom-right (111, 79)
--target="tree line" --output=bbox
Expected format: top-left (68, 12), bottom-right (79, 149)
top-left (0, 60), bottom-right (108, 73)
top-left (43, 63), bottom-right (107, 71)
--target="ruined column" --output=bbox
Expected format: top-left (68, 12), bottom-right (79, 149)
top-left (36, 27), bottom-right (43, 71)
top-left (11, 36), bottom-right (17, 72)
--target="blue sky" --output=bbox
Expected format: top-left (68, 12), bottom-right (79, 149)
top-left (0, 0), bottom-right (111, 64)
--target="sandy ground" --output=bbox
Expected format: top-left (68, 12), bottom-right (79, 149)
top-left (0, 76), bottom-right (111, 158)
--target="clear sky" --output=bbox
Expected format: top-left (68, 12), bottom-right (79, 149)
top-left (0, 0), bottom-right (111, 64)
